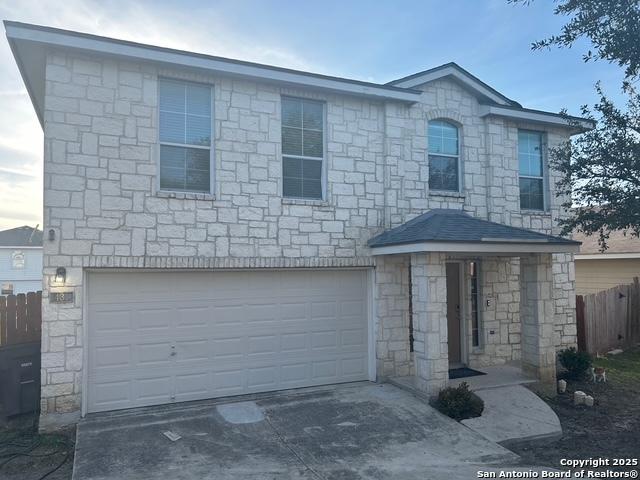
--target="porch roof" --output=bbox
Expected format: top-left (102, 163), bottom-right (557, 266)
top-left (368, 209), bottom-right (580, 255)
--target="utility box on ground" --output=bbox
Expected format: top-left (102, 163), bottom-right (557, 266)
top-left (0, 342), bottom-right (41, 417)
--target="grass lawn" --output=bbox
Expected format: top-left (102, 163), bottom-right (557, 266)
top-left (593, 347), bottom-right (640, 384)
top-left (512, 347), bottom-right (640, 471)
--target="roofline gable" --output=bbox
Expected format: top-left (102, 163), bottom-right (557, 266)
top-left (387, 62), bottom-right (520, 107)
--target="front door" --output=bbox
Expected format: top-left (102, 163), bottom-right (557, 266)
top-left (446, 263), bottom-right (462, 366)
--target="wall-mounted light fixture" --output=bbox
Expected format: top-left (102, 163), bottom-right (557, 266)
top-left (55, 267), bottom-right (67, 285)
top-left (48, 229), bottom-right (55, 242)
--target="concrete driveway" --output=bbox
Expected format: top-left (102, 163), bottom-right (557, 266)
top-left (72, 382), bottom-right (521, 479)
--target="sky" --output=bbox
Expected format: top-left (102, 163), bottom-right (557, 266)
top-left (0, 0), bottom-right (628, 231)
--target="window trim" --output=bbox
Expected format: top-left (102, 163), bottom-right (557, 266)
top-left (469, 260), bottom-right (483, 350)
top-left (427, 119), bottom-right (462, 193)
top-left (281, 96), bottom-right (326, 201)
top-left (518, 129), bottom-right (547, 212)
top-left (11, 250), bottom-right (25, 270)
top-left (156, 77), bottom-right (215, 196)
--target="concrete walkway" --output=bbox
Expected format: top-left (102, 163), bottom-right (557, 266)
top-left (461, 385), bottom-right (562, 446)
top-left (73, 382), bottom-right (527, 480)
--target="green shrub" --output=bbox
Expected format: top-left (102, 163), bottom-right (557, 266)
top-left (558, 347), bottom-right (592, 380)
top-left (432, 382), bottom-right (484, 421)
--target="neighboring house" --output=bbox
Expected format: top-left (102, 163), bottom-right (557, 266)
top-left (0, 225), bottom-right (43, 295)
top-left (573, 230), bottom-right (640, 295)
top-left (6, 21), bottom-right (591, 428)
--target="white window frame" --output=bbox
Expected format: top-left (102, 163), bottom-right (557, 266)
top-left (11, 250), bottom-right (25, 270)
top-left (157, 78), bottom-right (215, 195)
top-left (281, 96), bottom-right (326, 201)
top-left (427, 119), bottom-right (462, 193)
top-left (518, 129), bottom-right (546, 212)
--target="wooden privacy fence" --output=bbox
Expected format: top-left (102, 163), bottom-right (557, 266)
top-left (576, 278), bottom-right (640, 355)
top-left (0, 291), bottom-right (42, 347)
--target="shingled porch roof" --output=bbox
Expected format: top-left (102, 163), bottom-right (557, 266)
top-left (368, 209), bottom-right (580, 255)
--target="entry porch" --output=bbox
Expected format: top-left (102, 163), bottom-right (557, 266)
top-left (371, 210), bottom-right (580, 395)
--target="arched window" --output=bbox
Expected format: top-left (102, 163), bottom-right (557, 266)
top-left (428, 120), bottom-right (459, 192)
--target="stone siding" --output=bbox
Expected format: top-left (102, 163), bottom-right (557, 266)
top-left (468, 257), bottom-right (522, 368)
top-left (40, 48), bottom-right (577, 420)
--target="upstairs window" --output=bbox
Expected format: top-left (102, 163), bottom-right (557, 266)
top-left (428, 120), bottom-right (459, 192)
top-left (159, 79), bottom-right (212, 194)
top-left (281, 97), bottom-right (324, 199)
top-left (11, 251), bottom-right (25, 270)
top-left (518, 130), bottom-right (545, 210)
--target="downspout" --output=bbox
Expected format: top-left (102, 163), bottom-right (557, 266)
top-left (382, 102), bottom-right (391, 230)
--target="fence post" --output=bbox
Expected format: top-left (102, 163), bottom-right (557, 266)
top-left (5, 295), bottom-right (18, 346)
top-left (576, 295), bottom-right (586, 352)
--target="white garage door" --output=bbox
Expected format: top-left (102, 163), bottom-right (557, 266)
top-left (87, 269), bottom-right (370, 413)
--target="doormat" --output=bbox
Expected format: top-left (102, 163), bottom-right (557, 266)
top-left (448, 367), bottom-right (487, 379)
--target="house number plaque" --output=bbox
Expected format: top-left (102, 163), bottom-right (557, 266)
top-left (50, 292), bottom-right (74, 304)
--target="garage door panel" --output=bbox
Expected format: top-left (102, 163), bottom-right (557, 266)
top-left (311, 301), bottom-right (336, 318)
top-left (92, 345), bottom-right (131, 370)
top-left (341, 328), bottom-right (366, 347)
top-left (88, 269), bottom-right (369, 413)
top-left (313, 360), bottom-right (338, 379)
top-left (176, 306), bottom-right (210, 327)
top-left (174, 339), bottom-right (210, 362)
top-left (135, 376), bottom-right (172, 403)
top-left (280, 363), bottom-right (309, 383)
top-left (136, 342), bottom-right (174, 367)
top-left (281, 332), bottom-right (308, 353)
top-left (311, 331), bottom-right (338, 349)
top-left (90, 309), bottom-right (132, 335)
top-left (135, 308), bottom-right (173, 332)
top-left (342, 356), bottom-right (367, 376)
top-left (91, 380), bottom-right (131, 410)
top-left (247, 366), bottom-right (278, 389)
top-left (175, 372), bottom-right (209, 398)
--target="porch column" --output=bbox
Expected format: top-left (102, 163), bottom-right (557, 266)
top-left (520, 253), bottom-right (556, 384)
top-left (411, 252), bottom-right (449, 394)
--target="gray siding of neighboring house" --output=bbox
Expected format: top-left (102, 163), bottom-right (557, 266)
top-left (0, 247), bottom-right (42, 294)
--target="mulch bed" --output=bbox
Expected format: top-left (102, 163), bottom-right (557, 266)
top-left (0, 413), bottom-right (75, 480)
top-left (511, 351), bottom-right (640, 471)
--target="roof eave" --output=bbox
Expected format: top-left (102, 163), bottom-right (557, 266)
top-left (575, 252), bottom-right (640, 260)
top-left (479, 104), bottom-right (594, 133)
top-left (6, 33), bottom-right (45, 128)
top-left (4, 21), bottom-right (422, 125)
top-left (369, 240), bottom-right (581, 256)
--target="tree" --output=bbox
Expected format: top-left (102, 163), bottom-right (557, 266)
top-left (552, 85), bottom-right (640, 245)
top-left (512, 0), bottom-right (640, 248)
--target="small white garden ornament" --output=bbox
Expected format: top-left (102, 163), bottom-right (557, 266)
top-left (558, 379), bottom-right (567, 393)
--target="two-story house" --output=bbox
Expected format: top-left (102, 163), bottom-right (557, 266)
top-left (6, 21), bottom-right (590, 428)
top-left (0, 225), bottom-right (43, 295)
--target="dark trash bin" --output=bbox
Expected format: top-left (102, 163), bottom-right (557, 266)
top-left (0, 342), bottom-right (41, 418)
